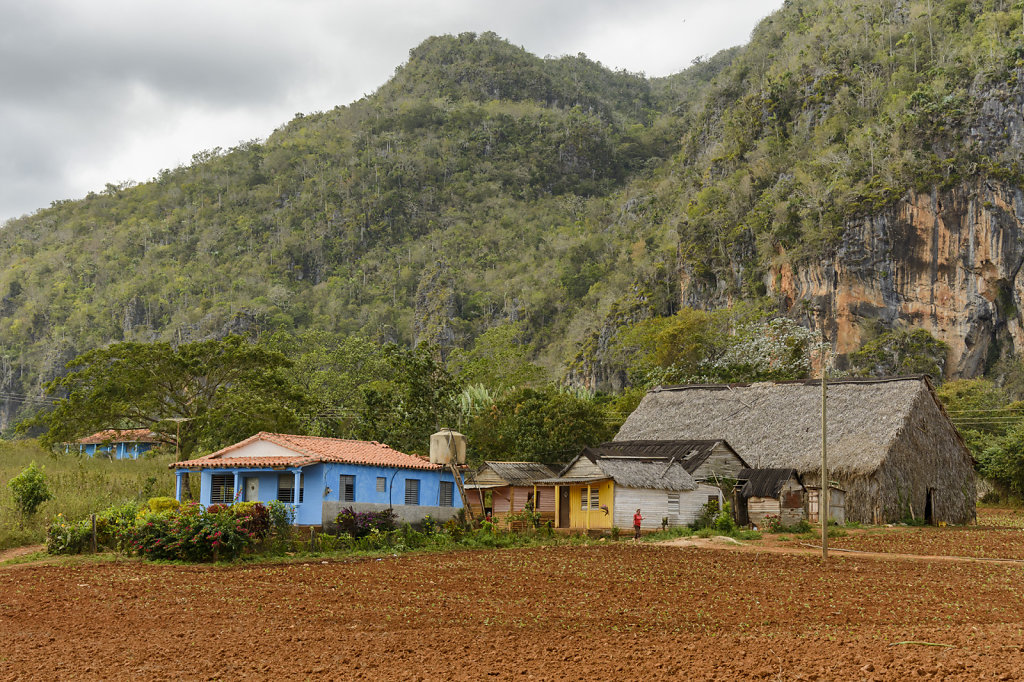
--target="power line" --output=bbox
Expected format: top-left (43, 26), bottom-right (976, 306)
top-left (0, 391), bottom-right (56, 404)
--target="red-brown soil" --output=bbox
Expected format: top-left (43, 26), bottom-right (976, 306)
top-left (824, 508), bottom-right (1024, 560)
top-left (2, 544), bottom-right (1023, 680)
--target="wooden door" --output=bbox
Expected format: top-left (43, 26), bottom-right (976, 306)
top-left (245, 477), bottom-right (259, 502)
top-left (558, 487), bottom-right (570, 527)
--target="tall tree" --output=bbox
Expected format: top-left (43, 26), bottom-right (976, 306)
top-left (353, 343), bottom-right (461, 455)
top-left (465, 385), bottom-right (613, 464)
top-left (28, 335), bottom-right (303, 462)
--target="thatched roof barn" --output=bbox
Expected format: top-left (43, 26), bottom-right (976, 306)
top-left (616, 376), bottom-right (976, 524)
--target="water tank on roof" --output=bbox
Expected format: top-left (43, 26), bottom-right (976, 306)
top-left (430, 429), bottom-right (467, 465)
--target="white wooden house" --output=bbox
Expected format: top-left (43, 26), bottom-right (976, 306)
top-left (537, 450), bottom-right (725, 532)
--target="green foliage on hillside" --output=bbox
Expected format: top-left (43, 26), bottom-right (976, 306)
top-left (463, 385), bottom-right (615, 464)
top-left (4, 3), bottom-right (1024, 430)
top-left (937, 376), bottom-right (1024, 496)
top-left (849, 328), bottom-right (949, 379)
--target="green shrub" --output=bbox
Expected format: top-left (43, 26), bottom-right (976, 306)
top-left (788, 519), bottom-right (812, 534)
top-left (692, 500), bottom-right (720, 530)
top-left (9, 462), bottom-right (53, 524)
top-left (96, 501), bottom-right (142, 549)
top-left (713, 502), bottom-right (736, 533)
top-left (46, 514), bottom-right (92, 555)
top-left (443, 518), bottom-right (465, 541)
top-left (146, 497), bottom-right (180, 514)
top-left (313, 533), bottom-right (352, 552)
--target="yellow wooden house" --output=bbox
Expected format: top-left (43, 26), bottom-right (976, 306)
top-left (537, 450), bottom-right (725, 532)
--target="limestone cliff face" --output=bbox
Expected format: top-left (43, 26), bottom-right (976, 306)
top-left (750, 182), bottom-right (1024, 378)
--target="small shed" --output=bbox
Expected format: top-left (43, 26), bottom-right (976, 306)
top-left (735, 468), bottom-right (805, 527)
top-left (806, 486), bottom-right (847, 525)
top-left (464, 461), bottom-right (557, 525)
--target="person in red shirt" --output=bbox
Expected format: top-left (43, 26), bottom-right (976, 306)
top-left (633, 508), bottom-right (643, 540)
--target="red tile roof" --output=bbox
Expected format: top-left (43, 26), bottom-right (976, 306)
top-left (172, 432), bottom-right (444, 471)
top-left (79, 429), bottom-right (161, 444)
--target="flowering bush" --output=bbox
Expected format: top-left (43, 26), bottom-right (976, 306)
top-left (126, 502), bottom-right (264, 562)
top-left (46, 513), bottom-right (92, 554)
top-left (761, 513), bottom-right (783, 533)
top-left (48, 500), bottom-right (273, 561)
top-left (335, 507), bottom-right (398, 538)
top-left (233, 501), bottom-right (271, 540)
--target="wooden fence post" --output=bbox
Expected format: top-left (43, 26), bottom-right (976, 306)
top-left (91, 514), bottom-right (97, 553)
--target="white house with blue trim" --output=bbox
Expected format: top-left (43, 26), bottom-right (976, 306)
top-left (74, 429), bottom-right (161, 459)
top-left (171, 432), bottom-right (464, 526)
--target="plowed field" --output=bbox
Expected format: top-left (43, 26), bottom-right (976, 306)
top-left (830, 508), bottom-right (1024, 560)
top-left (2, 544), bottom-right (1023, 680)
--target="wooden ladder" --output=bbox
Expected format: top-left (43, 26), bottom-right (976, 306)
top-left (448, 461), bottom-right (476, 524)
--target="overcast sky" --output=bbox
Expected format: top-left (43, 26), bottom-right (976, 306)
top-left (0, 0), bottom-right (783, 223)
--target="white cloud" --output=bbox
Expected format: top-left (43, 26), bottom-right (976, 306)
top-left (0, 0), bottom-right (784, 222)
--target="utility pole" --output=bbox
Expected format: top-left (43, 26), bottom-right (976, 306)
top-left (821, 333), bottom-right (829, 560)
top-left (167, 417), bottom-right (193, 499)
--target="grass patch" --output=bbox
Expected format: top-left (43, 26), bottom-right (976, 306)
top-left (0, 439), bottom-right (184, 550)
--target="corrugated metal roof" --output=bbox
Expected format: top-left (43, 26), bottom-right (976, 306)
top-left (476, 461), bottom-right (558, 487)
top-left (583, 440), bottom-right (746, 474)
top-left (594, 457), bottom-right (697, 491)
top-left (539, 457), bottom-right (697, 491)
top-left (172, 432), bottom-right (442, 471)
top-left (736, 468), bottom-right (801, 498)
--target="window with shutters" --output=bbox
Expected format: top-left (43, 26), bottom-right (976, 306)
top-left (439, 481), bottom-right (454, 507)
top-left (591, 488), bottom-right (600, 509)
top-left (340, 475), bottom-right (355, 502)
top-left (278, 474), bottom-right (304, 503)
top-left (376, 477), bottom-right (386, 493)
top-left (405, 479), bottom-right (420, 505)
top-left (210, 474), bottom-right (234, 504)
top-left (667, 492), bottom-right (680, 514)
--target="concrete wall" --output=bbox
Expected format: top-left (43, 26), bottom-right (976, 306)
top-left (322, 501), bottom-right (462, 527)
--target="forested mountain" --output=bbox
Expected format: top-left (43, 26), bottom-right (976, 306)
top-left (5, 1), bottom-right (1024, 433)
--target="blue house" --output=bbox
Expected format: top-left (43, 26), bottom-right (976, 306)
top-left (75, 429), bottom-right (161, 460)
top-left (171, 432), bottom-right (464, 526)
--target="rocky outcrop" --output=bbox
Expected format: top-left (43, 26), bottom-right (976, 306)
top-left (756, 181), bottom-right (1024, 378)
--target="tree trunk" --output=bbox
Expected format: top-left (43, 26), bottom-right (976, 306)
top-left (179, 471), bottom-right (193, 500)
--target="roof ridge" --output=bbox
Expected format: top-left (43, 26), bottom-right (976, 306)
top-left (652, 375), bottom-right (931, 393)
